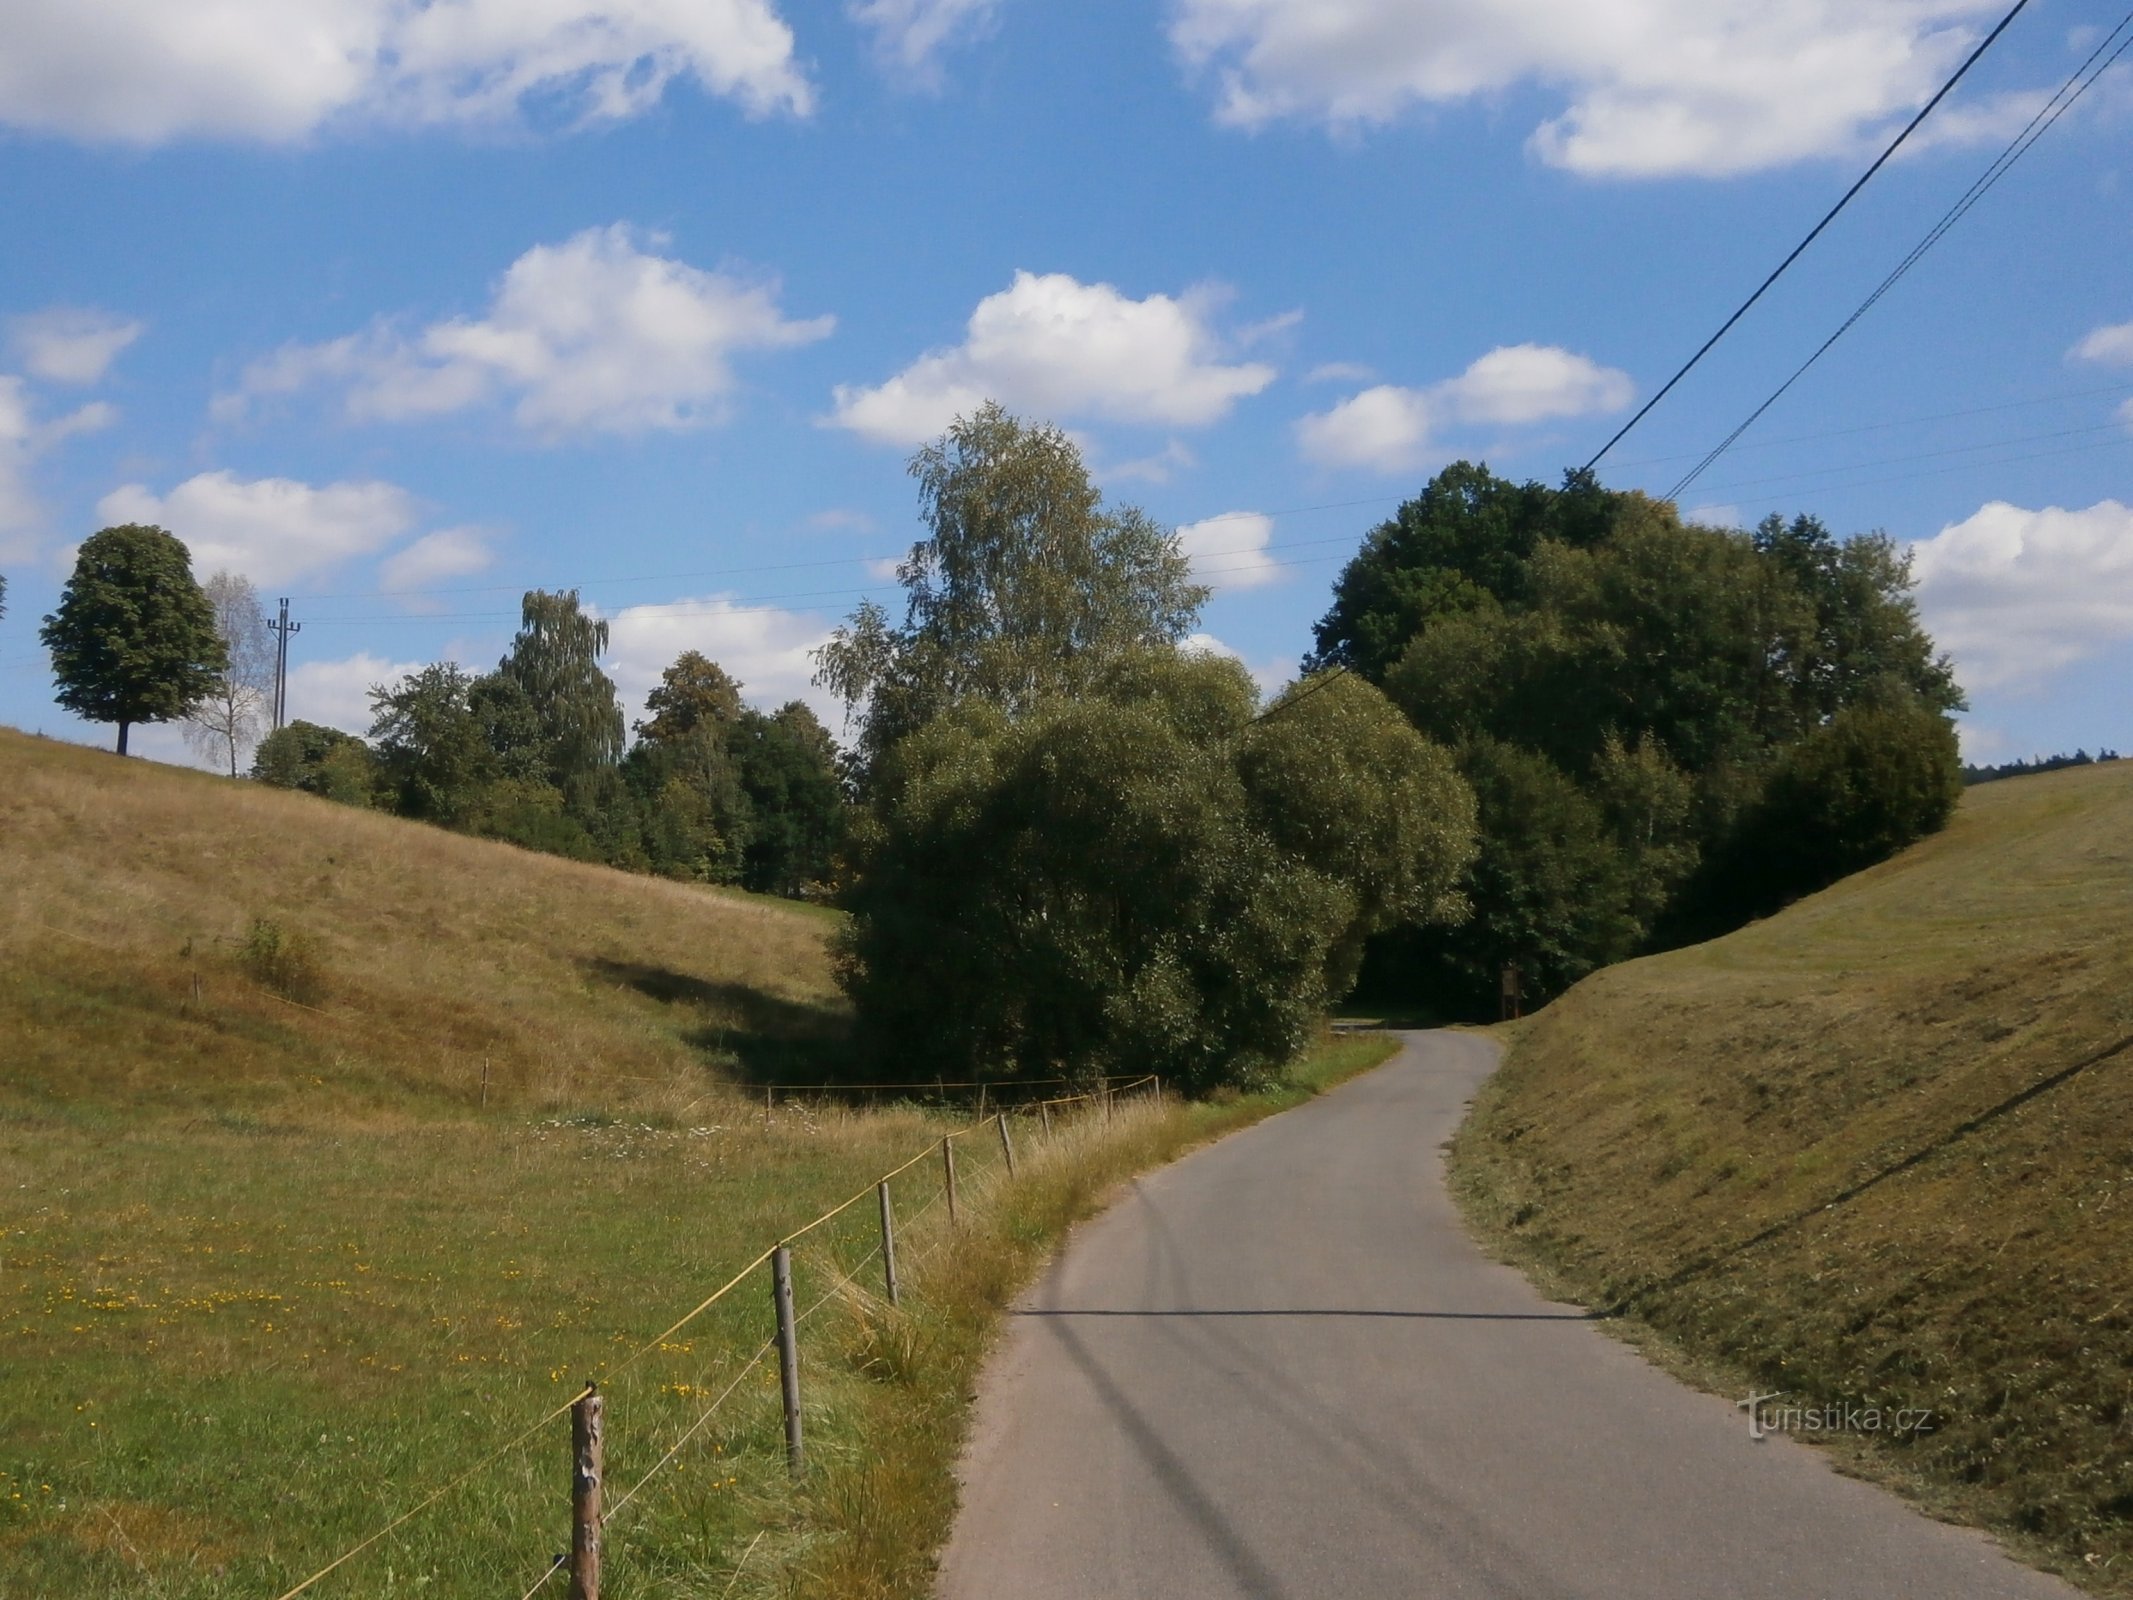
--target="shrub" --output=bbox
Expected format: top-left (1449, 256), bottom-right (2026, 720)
top-left (238, 918), bottom-right (326, 1004)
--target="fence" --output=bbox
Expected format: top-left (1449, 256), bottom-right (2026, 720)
top-left (267, 1074), bottom-right (1164, 1600)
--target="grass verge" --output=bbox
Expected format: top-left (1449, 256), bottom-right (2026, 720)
top-left (1447, 762), bottom-right (2133, 1595)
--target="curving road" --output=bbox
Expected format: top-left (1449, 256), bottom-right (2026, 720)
top-left (938, 1031), bottom-right (2077, 1600)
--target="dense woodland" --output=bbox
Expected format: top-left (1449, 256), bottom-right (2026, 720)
top-left (12, 404), bottom-right (1986, 1086)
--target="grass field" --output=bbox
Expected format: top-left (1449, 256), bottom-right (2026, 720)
top-left (1450, 760), bottom-right (2133, 1594)
top-left (0, 728), bottom-right (1399, 1596)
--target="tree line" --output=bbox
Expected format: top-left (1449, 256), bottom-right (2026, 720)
top-left (9, 404), bottom-right (1975, 1090)
top-left (1962, 748), bottom-right (2122, 785)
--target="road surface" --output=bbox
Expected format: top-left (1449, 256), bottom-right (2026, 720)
top-left (938, 1031), bottom-right (2076, 1600)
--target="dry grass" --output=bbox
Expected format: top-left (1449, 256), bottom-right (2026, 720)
top-left (0, 727), bottom-right (845, 1123)
top-left (1450, 760), bottom-right (2133, 1594)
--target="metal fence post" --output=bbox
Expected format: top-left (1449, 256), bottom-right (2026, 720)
top-left (569, 1386), bottom-right (603, 1600)
top-left (877, 1180), bottom-right (901, 1307)
top-left (772, 1246), bottom-right (804, 1477)
top-left (997, 1112), bottom-right (1017, 1178)
top-left (942, 1135), bottom-right (958, 1225)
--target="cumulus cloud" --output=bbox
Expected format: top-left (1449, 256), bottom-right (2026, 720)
top-left (222, 225), bottom-right (832, 438)
top-left (1170, 0), bottom-right (2012, 177)
top-left (1297, 343), bottom-right (1631, 472)
top-left (829, 271), bottom-right (1276, 446)
top-left (0, 0), bottom-right (810, 145)
top-left (8, 307), bottom-right (144, 384)
top-left (1183, 630), bottom-right (1293, 697)
top-left (377, 527), bottom-right (496, 595)
top-left (0, 376), bottom-right (118, 557)
top-left (285, 651), bottom-right (430, 736)
top-left (99, 471), bottom-right (419, 588)
top-left (852, 0), bottom-right (997, 85)
top-left (604, 594), bottom-right (841, 725)
top-left (2072, 320), bottom-right (2133, 366)
top-left (1909, 498), bottom-right (2133, 690)
top-left (1176, 510), bottom-right (1283, 590)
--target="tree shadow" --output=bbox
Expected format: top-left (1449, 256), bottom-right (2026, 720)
top-left (581, 957), bottom-right (854, 1087)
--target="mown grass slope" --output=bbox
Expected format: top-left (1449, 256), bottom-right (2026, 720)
top-left (0, 728), bottom-right (1399, 1597)
top-left (1452, 760), bottom-right (2133, 1593)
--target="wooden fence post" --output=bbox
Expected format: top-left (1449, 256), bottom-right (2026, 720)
top-left (877, 1180), bottom-right (900, 1307)
top-left (997, 1112), bottom-right (1017, 1178)
top-left (772, 1247), bottom-right (804, 1478)
top-left (569, 1385), bottom-right (602, 1600)
top-left (942, 1135), bottom-right (958, 1225)
top-left (1039, 1101), bottom-right (1052, 1139)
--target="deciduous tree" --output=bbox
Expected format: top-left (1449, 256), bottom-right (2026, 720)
top-left (182, 570), bottom-right (275, 777)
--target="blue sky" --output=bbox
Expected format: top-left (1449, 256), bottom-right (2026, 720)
top-left (1, 0), bottom-right (2128, 770)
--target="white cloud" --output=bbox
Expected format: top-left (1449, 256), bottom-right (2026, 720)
top-left (1105, 439), bottom-right (1198, 486)
top-left (829, 270), bottom-right (1276, 446)
top-left (1306, 360), bottom-right (1375, 384)
top-left (1170, 0), bottom-right (2011, 177)
top-left (223, 225), bottom-right (832, 438)
top-left (1296, 343), bottom-right (1631, 472)
top-left (378, 527), bottom-right (496, 595)
top-left (1683, 502), bottom-right (1744, 529)
top-left (285, 651), bottom-right (429, 736)
top-left (0, 376), bottom-right (118, 557)
top-left (807, 507), bottom-right (880, 533)
top-left (0, 0), bottom-right (810, 145)
top-left (99, 471), bottom-right (419, 588)
top-left (604, 594), bottom-right (840, 725)
top-left (1909, 498), bottom-right (2133, 690)
top-left (8, 308), bottom-right (143, 384)
top-left (852, 0), bottom-right (997, 86)
top-left (2072, 320), bottom-right (2133, 365)
top-left (1176, 511), bottom-right (1283, 590)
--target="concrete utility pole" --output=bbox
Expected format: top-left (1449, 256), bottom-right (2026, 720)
top-left (268, 597), bottom-right (301, 730)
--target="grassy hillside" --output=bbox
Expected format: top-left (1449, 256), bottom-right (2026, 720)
top-left (0, 726), bottom-right (845, 1120)
top-left (1452, 760), bottom-right (2133, 1593)
top-left (0, 728), bottom-right (1398, 1597)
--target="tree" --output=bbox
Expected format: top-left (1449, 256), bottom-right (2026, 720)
top-left (41, 524), bottom-right (226, 755)
top-left (731, 702), bottom-right (846, 896)
top-left (816, 403), bottom-right (1207, 774)
top-left (368, 663), bottom-right (494, 820)
top-left (182, 571), bottom-right (275, 777)
top-left (253, 720), bottom-right (375, 804)
top-left (495, 589), bottom-right (624, 789)
top-left (837, 653), bottom-right (1474, 1091)
top-left (637, 651), bottom-right (744, 745)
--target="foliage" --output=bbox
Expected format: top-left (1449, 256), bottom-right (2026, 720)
top-left (816, 403), bottom-right (1207, 776)
top-left (367, 662), bottom-right (494, 821)
top-left (731, 701), bottom-right (847, 896)
top-left (837, 654), bottom-right (1472, 1091)
top-left (40, 524), bottom-right (227, 755)
top-left (494, 588), bottom-right (625, 789)
top-left (236, 916), bottom-right (325, 1003)
top-left (638, 649), bottom-right (744, 744)
top-left (1695, 697), bottom-right (1964, 921)
top-left (181, 570), bottom-right (276, 777)
top-left (252, 720), bottom-right (375, 804)
top-left (1344, 462), bottom-right (1966, 1014)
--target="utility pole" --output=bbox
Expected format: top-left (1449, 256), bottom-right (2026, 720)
top-left (268, 597), bottom-right (301, 730)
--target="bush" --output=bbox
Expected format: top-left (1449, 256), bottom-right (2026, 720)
top-left (238, 918), bottom-right (326, 1004)
top-left (253, 721), bottom-right (375, 802)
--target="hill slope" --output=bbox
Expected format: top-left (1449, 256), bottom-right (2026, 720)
top-left (1452, 761), bottom-right (2133, 1592)
top-left (0, 726), bottom-right (844, 1120)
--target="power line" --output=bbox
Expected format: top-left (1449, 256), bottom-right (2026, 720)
top-left (1582, 0), bottom-right (2035, 472)
top-left (1668, 10), bottom-right (2133, 500)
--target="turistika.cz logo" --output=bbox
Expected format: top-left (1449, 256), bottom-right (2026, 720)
top-left (1738, 1392), bottom-right (1936, 1441)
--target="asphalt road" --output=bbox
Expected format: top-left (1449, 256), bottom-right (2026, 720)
top-left (938, 1031), bottom-right (2078, 1600)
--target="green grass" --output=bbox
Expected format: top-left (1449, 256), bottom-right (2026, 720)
top-left (0, 726), bottom-right (1402, 1597)
top-left (1449, 761), bottom-right (2133, 1594)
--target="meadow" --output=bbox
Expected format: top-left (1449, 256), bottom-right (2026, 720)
top-left (0, 728), bottom-right (1396, 1596)
top-left (1451, 760), bottom-right (2133, 1594)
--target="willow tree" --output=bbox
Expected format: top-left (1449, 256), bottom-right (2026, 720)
top-left (496, 589), bottom-right (624, 790)
top-left (816, 402), bottom-right (1207, 775)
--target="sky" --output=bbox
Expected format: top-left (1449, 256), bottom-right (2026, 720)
top-left (0, 0), bottom-right (2128, 772)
